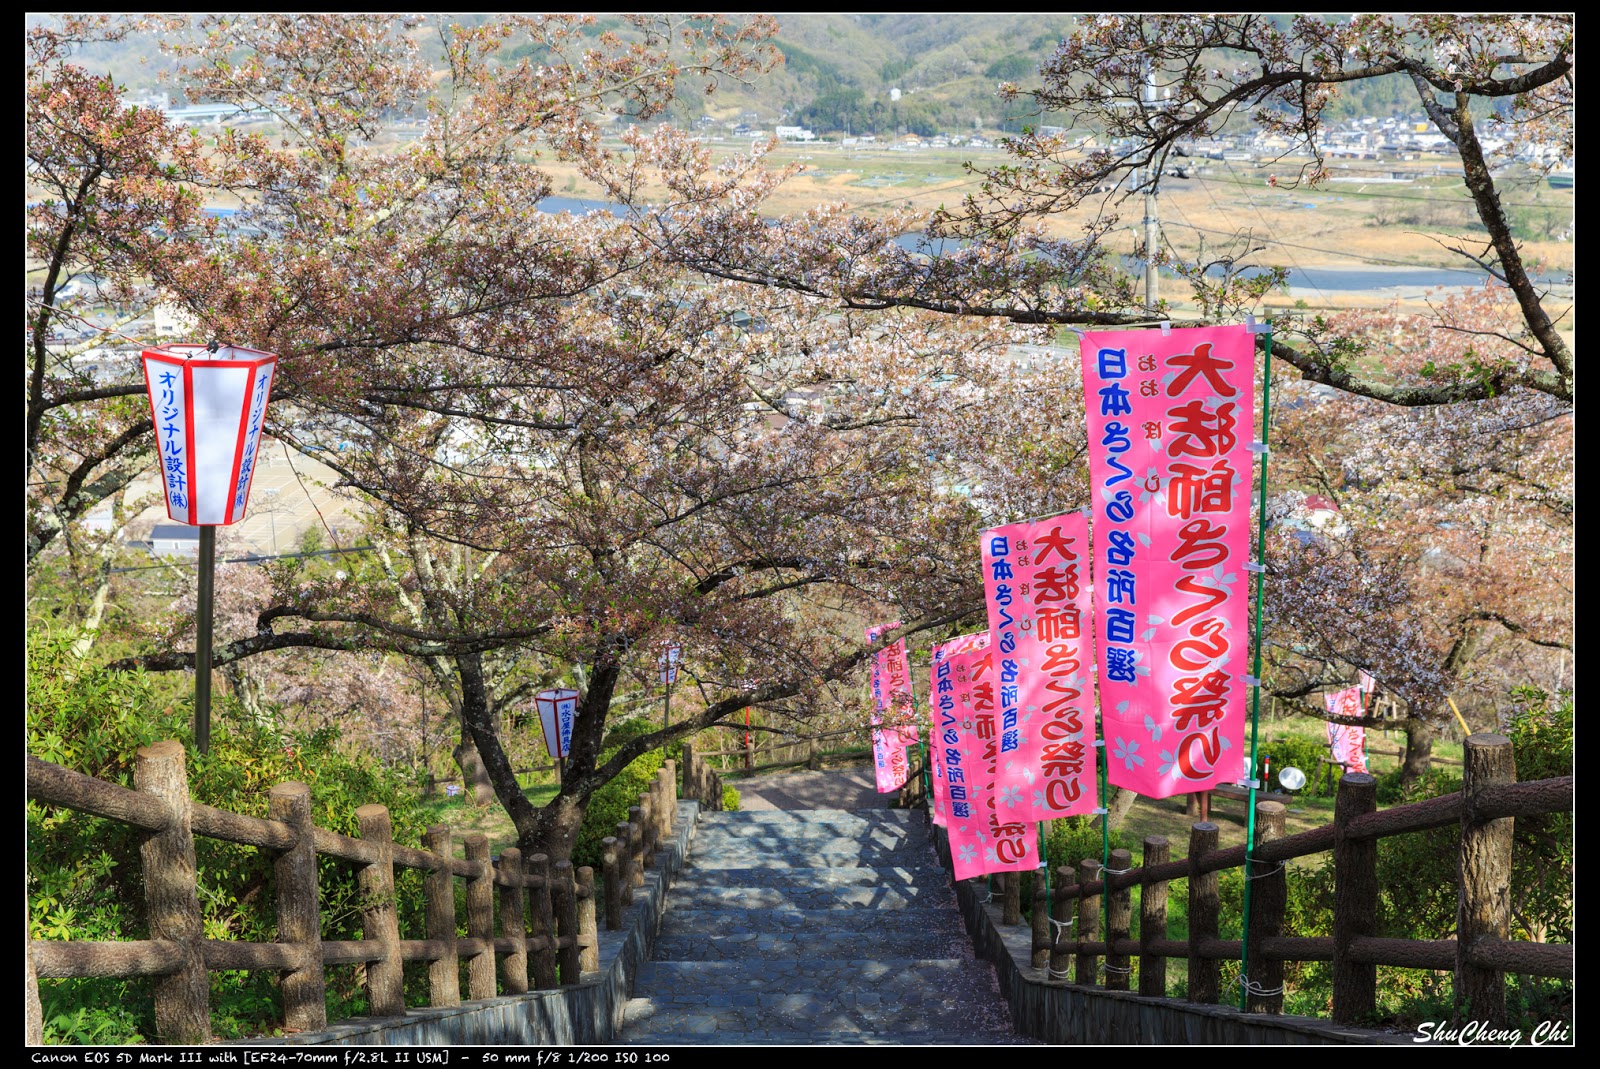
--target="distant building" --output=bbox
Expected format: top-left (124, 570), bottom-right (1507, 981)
top-left (889, 87), bottom-right (902, 102)
top-left (775, 125), bottom-right (816, 142)
top-left (149, 523), bottom-right (202, 559)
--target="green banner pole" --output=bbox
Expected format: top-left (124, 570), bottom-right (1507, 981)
top-left (1239, 324), bottom-right (1274, 1009)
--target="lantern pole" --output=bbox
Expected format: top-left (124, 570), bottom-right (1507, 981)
top-left (195, 524), bottom-right (217, 755)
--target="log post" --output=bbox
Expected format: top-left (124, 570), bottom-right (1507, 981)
top-left (270, 781), bottom-right (328, 1030)
top-left (808, 736), bottom-right (822, 771)
top-left (576, 866), bottom-right (600, 973)
top-left (627, 807), bottom-right (646, 884)
top-left (1032, 866), bottom-right (1050, 968)
top-left (1457, 734), bottom-right (1516, 1028)
top-left (552, 860), bottom-right (582, 983)
top-left (744, 736), bottom-right (755, 771)
top-left (1247, 802), bottom-right (1288, 1014)
top-left (1332, 773), bottom-right (1378, 1023)
top-left (1049, 867), bottom-right (1073, 982)
top-left (637, 793), bottom-right (655, 869)
top-left (355, 804), bottom-right (405, 1018)
top-left (463, 834), bottom-right (497, 1000)
top-left (420, 825), bottom-right (460, 1008)
top-left (615, 822), bottom-right (636, 904)
top-left (1139, 836), bottom-right (1170, 998)
top-left (497, 847), bottom-right (528, 994)
top-left (528, 854), bottom-right (558, 990)
top-left (1076, 858), bottom-right (1100, 985)
top-left (662, 760), bottom-right (677, 836)
top-left (1003, 871), bottom-right (1022, 926)
top-left (1187, 822), bottom-right (1220, 1004)
top-left (1106, 847), bottom-right (1133, 991)
top-left (601, 836), bottom-right (623, 930)
top-left (135, 741), bottom-right (210, 1043)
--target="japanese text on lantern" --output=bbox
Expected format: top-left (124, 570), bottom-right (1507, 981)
top-left (979, 514), bottom-right (1096, 820)
top-left (1081, 326), bottom-right (1256, 797)
top-left (154, 367), bottom-right (190, 518)
top-left (233, 365), bottom-right (274, 515)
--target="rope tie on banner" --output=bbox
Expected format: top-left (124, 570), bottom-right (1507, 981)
top-left (1244, 859), bottom-right (1284, 881)
top-left (1047, 916), bottom-right (1075, 944)
top-left (1236, 976), bottom-right (1285, 998)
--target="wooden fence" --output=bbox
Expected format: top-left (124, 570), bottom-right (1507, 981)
top-left (695, 725), bottom-right (885, 774)
top-left (25, 741), bottom-right (690, 1045)
top-left (982, 734), bottom-right (1570, 1029)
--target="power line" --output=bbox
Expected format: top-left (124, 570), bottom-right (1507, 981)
top-left (1222, 161), bottom-right (1330, 304)
top-left (109, 544), bottom-right (376, 574)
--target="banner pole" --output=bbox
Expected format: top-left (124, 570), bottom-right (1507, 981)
top-left (1239, 324), bottom-right (1274, 1009)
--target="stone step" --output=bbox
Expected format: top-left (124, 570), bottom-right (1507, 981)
top-left (657, 906), bottom-right (967, 938)
top-left (621, 960), bottom-right (1016, 1039)
top-left (685, 850), bottom-right (938, 871)
top-left (690, 833), bottom-right (926, 855)
top-left (671, 865), bottom-right (947, 890)
top-left (698, 809), bottom-right (914, 823)
top-left (614, 1029), bottom-right (1037, 1045)
top-left (694, 818), bottom-right (921, 837)
top-left (651, 927), bottom-right (969, 962)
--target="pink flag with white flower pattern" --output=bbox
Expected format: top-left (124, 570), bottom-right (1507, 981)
top-left (1325, 686), bottom-right (1368, 774)
top-left (979, 513), bottom-right (1098, 821)
top-left (865, 621), bottom-right (915, 793)
top-left (929, 631), bottom-right (988, 827)
top-left (1081, 326), bottom-right (1257, 798)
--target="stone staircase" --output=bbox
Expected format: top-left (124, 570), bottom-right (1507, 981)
top-left (618, 808), bottom-right (1030, 1045)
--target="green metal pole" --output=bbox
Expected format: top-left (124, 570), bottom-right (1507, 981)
top-left (1239, 326), bottom-right (1274, 1009)
top-left (195, 525), bottom-right (216, 755)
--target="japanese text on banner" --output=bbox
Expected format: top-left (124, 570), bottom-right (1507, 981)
top-left (1080, 325), bottom-right (1257, 797)
top-left (930, 631), bottom-right (988, 829)
top-left (865, 621), bottom-right (914, 793)
top-left (979, 514), bottom-right (1097, 820)
top-left (1325, 686), bottom-right (1368, 774)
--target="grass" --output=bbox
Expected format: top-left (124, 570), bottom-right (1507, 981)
top-left (415, 773), bottom-right (561, 858)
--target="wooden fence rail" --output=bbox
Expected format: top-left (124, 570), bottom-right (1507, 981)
top-left (1014, 734), bottom-right (1571, 1028)
top-left (25, 739), bottom-right (651, 1045)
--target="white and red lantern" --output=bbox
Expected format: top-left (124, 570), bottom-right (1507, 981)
top-left (535, 688), bottom-right (580, 759)
top-left (141, 343), bottom-right (278, 525)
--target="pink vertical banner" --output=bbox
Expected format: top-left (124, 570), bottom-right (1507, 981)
top-left (979, 514), bottom-right (1097, 821)
top-left (1081, 325), bottom-right (1257, 798)
top-left (933, 635), bottom-right (1034, 880)
top-left (865, 621), bottom-right (914, 793)
top-left (1325, 686), bottom-right (1368, 773)
top-left (929, 631), bottom-right (988, 827)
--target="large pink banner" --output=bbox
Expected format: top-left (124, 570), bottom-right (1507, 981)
top-left (1325, 687), bottom-right (1369, 774)
top-left (932, 634), bottom-right (1035, 880)
top-left (929, 631), bottom-right (988, 828)
top-left (979, 514), bottom-right (1097, 821)
top-left (1081, 325), bottom-right (1257, 798)
top-left (865, 621), bottom-right (914, 793)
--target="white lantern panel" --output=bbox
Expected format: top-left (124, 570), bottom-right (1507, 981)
top-left (536, 688), bottom-right (581, 759)
top-left (140, 345), bottom-right (278, 526)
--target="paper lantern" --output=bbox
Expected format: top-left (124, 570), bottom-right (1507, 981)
top-left (141, 343), bottom-right (278, 526)
top-left (535, 688), bottom-right (580, 759)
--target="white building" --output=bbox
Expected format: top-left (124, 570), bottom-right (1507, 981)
top-left (775, 125), bottom-right (816, 142)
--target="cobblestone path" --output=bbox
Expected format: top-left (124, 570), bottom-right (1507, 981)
top-left (618, 804), bottom-right (1031, 1045)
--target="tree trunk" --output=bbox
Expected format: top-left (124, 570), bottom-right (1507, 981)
top-left (1105, 785), bottom-right (1140, 830)
top-left (454, 726), bottom-right (496, 807)
top-left (1400, 716), bottom-right (1436, 791)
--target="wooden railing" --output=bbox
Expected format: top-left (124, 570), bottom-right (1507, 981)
top-left (25, 741), bottom-right (688, 1045)
top-left (694, 725), bottom-right (892, 774)
top-left (986, 733), bottom-right (1570, 1029)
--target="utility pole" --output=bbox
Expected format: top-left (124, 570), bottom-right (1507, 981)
top-left (1141, 60), bottom-right (1162, 310)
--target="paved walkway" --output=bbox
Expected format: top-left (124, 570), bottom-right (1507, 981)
top-left (617, 772), bottom-right (1031, 1045)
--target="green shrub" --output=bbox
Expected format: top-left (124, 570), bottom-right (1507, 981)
top-left (27, 629), bottom-right (428, 1043)
top-left (721, 785), bottom-right (742, 812)
top-left (571, 718), bottom-right (664, 871)
top-left (1260, 734), bottom-right (1340, 795)
top-left (1044, 814), bottom-right (1129, 873)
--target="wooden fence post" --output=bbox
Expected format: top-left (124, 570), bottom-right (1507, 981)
top-left (464, 834), bottom-right (497, 1000)
top-left (421, 824), bottom-right (460, 1008)
top-left (1247, 802), bottom-right (1288, 1014)
top-left (615, 822), bottom-right (635, 904)
top-left (553, 860), bottom-right (581, 983)
top-left (637, 793), bottom-right (655, 869)
top-left (1032, 867), bottom-right (1050, 968)
top-left (271, 782), bottom-right (328, 1029)
top-left (744, 736), bottom-right (755, 772)
top-left (497, 847), bottom-right (529, 994)
top-left (528, 854), bottom-right (558, 990)
top-left (662, 760), bottom-right (677, 837)
top-left (26, 902), bottom-right (44, 1045)
top-left (1003, 871), bottom-right (1022, 926)
top-left (1106, 847), bottom-right (1132, 991)
top-left (1332, 773), bottom-right (1378, 1023)
top-left (1049, 867), bottom-right (1073, 982)
top-left (1187, 822), bottom-right (1220, 1004)
top-left (808, 736), bottom-right (822, 771)
top-left (135, 741), bottom-right (211, 1043)
top-left (1076, 858), bottom-right (1100, 985)
top-left (627, 807), bottom-right (646, 884)
top-left (602, 836), bottom-right (623, 930)
top-left (1139, 836), bottom-right (1170, 998)
top-left (1458, 734), bottom-right (1516, 1028)
top-left (577, 865), bottom-right (600, 973)
top-left (355, 804), bottom-right (405, 1018)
